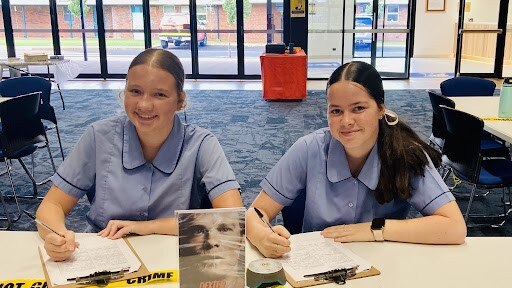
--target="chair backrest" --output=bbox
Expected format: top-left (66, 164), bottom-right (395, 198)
top-left (440, 106), bottom-right (483, 183)
top-left (281, 191), bottom-right (306, 235)
top-left (428, 90), bottom-right (455, 140)
top-left (0, 76), bottom-right (57, 124)
top-left (440, 76), bottom-right (496, 96)
top-left (0, 92), bottom-right (46, 157)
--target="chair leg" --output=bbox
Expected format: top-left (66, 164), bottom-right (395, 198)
top-left (57, 83), bottom-right (65, 110)
top-left (441, 166), bottom-right (450, 181)
top-left (55, 125), bottom-right (65, 160)
top-left (0, 191), bottom-right (12, 230)
top-left (464, 185), bottom-right (509, 228)
top-left (32, 140), bottom-right (57, 188)
top-left (0, 160), bottom-right (14, 230)
top-left (45, 140), bottom-right (57, 173)
top-left (17, 158), bottom-right (38, 198)
top-left (2, 159), bottom-right (22, 223)
top-left (31, 153), bottom-right (35, 177)
top-left (464, 184), bottom-right (477, 223)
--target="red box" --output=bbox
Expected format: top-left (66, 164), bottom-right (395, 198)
top-left (260, 50), bottom-right (307, 100)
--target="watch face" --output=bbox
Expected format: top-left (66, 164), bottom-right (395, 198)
top-left (371, 217), bottom-right (385, 230)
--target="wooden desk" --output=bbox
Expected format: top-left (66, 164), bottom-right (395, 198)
top-left (450, 96), bottom-right (512, 143)
top-left (1, 231), bottom-right (512, 287)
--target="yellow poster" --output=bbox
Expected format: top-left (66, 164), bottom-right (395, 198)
top-left (291, 0), bottom-right (306, 18)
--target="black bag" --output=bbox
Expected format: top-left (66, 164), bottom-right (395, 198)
top-left (265, 43), bottom-right (286, 54)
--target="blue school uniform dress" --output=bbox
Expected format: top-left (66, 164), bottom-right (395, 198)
top-left (51, 114), bottom-right (240, 231)
top-left (260, 128), bottom-right (454, 232)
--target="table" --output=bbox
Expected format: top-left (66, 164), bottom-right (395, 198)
top-left (260, 50), bottom-right (307, 100)
top-left (450, 96), bottom-right (512, 143)
top-left (1, 231), bottom-right (512, 287)
top-left (0, 59), bottom-right (85, 110)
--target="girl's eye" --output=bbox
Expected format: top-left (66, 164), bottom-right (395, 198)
top-left (156, 92), bottom-right (168, 98)
top-left (330, 108), bottom-right (341, 115)
top-left (354, 106), bottom-right (366, 112)
top-left (128, 89), bottom-right (142, 96)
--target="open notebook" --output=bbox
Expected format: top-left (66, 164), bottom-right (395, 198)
top-left (39, 234), bottom-right (148, 287)
top-left (273, 232), bottom-right (380, 287)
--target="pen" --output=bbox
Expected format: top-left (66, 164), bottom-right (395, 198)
top-left (23, 210), bottom-right (65, 238)
top-left (253, 207), bottom-right (275, 233)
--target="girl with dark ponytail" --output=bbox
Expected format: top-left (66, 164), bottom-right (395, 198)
top-left (247, 61), bottom-right (466, 258)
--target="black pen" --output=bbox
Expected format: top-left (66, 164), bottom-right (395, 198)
top-left (23, 210), bottom-right (65, 238)
top-left (253, 207), bottom-right (275, 233)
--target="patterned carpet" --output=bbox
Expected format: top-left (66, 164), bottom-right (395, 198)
top-left (2, 89), bottom-right (511, 236)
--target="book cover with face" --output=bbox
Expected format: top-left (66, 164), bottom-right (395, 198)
top-left (177, 208), bottom-right (246, 288)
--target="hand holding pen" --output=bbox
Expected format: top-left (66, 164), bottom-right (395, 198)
top-left (24, 210), bottom-right (80, 262)
top-left (252, 207), bottom-right (291, 258)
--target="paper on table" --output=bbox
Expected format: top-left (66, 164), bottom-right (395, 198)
top-left (39, 234), bottom-right (141, 285)
top-left (274, 231), bottom-right (371, 282)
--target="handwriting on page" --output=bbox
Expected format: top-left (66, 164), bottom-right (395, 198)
top-left (40, 234), bottom-right (141, 285)
top-left (55, 238), bottom-right (129, 279)
top-left (274, 231), bottom-right (371, 281)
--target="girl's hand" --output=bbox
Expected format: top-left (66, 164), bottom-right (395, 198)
top-left (44, 230), bottom-right (79, 261)
top-left (321, 222), bottom-right (375, 242)
top-left (256, 225), bottom-right (292, 258)
top-left (98, 220), bottom-right (152, 239)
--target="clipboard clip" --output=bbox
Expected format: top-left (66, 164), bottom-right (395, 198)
top-left (303, 265), bottom-right (358, 285)
top-left (69, 268), bottom-right (129, 286)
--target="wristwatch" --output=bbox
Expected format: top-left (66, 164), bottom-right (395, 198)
top-left (371, 218), bottom-right (386, 242)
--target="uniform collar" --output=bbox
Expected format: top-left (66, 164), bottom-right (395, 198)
top-left (326, 136), bottom-right (380, 190)
top-left (122, 114), bottom-right (185, 174)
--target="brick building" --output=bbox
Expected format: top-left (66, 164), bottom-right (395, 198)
top-left (2, 0), bottom-right (284, 44)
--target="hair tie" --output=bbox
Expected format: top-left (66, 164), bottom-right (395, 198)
top-left (384, 109), bottom-right (399, 126)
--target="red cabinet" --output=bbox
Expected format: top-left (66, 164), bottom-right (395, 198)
top-left (260, 50), bottom-right (307, 100)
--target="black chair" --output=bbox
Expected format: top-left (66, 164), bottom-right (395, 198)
top-left (0, 92), bottom-right (56, 229)
top-left (440, 76), bottom-right (496, 97)
top-left (0, 76), bottom-right (65, 161)
top-left (428, 90), bottom-right (456, 151)
top-left (428, 90), bottom-right (510, 159)
top-left (281, 191), bottom-right (306, 235)
top-left (440, 106), bottom-right (512, 227)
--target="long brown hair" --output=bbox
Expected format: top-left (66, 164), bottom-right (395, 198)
top-left (327, 61), bottom-right (441, 204)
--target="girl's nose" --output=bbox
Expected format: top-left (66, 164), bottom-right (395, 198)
top-left (137, 94), bottom-right (153, 110)
top-left (340, 113), bottom-right (354, 126)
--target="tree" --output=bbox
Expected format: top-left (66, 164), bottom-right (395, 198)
top-left (68, 0), bottom-right (89, 17)
top-left (222, 0), bottom-right (252, 57)
top-left (67, 0), bottom-right (90, 60)
top-left (223, 0), bottom-right (252, 25)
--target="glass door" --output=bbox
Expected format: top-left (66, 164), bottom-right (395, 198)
top-left (501, 1), bottom-right (512, 77)
top-left (58, 0), bottom-right (101, 75)
top-left (455, 0), bottom-right (504, 76)
top-left (347, 0), bottom-right (411, 78)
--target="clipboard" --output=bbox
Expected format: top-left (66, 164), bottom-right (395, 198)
top-left (39, 238), bottom-right (150, 288)
top-left (284, 266), bottom-right (380, 287)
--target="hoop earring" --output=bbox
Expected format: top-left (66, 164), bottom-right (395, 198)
top-left (384, 109), bottom-right (399, 126)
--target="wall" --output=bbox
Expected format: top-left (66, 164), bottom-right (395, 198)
top-left (413, 0), bottom-right (458, 58)
top-left (464, 0), bottom-right (500, 23)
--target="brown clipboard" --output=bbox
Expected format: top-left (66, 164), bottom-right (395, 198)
top-left (38, 238), bottom-right (150, 288)
top-left (285, 266), bottom-right (380, 287)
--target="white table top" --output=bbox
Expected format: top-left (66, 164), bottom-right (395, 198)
top-left (1, 231), bottom-right (512, 287)
top-left (450, 96), bottom-right (512, 143)
top-left (0, 59), bottom-right (84, 84)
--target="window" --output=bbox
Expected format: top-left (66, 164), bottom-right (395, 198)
top-left (355, 16), bottom-right (372, 27)
top-left (63, 7), bottom-right (74, 22)
top-left (386, 5), bottom-right (399, 22)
